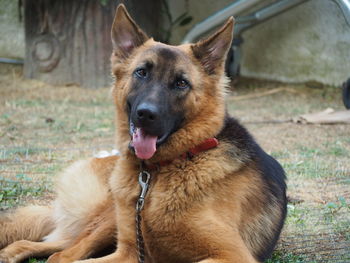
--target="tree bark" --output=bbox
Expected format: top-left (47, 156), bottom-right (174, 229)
top-left (24, 0), bottom-right (163, 89)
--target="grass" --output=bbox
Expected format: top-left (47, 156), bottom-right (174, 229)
top-left (0, 174), bottom-right (51, 210)
top-left (225, 81), bottom-right (349, 262)
top-left (28, 259), bottom-right (46, 263)
top-left (266, 251), bottom-right (308, 263)
top-left (1, 64), bottom-right (350, 262)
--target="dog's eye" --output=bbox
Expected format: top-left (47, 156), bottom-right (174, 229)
top-left (175, 79), bottom-right (190, 90)
top-left (135, 68), bottom-right (148, 78)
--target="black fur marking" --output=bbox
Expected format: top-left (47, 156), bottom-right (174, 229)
top-left (217, 114), bottom-right (256, 161)
top-left (253, 146), bottom-right (287, 262)
top-left (156, 47), bottom-right (179, 62)
top-left (126, 47), bottom-right (188, 144)
top-left (217, 115), bottom-right (287, 261)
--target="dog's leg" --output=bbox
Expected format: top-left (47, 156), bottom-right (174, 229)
top-left (70, 237), bottom-right (138, 263)
top-left (193, 230), bottom-right (259, 263)
top-left (196, 257), bottom-right (258, 263)
top-left (47, 215), bottom-right (116, 263)
top-left (195, 248), bottom-right (259, 263)
top-left (0, 240), bottom-right (66, 263)
top-left (71, 247), bottom-right (138, 263)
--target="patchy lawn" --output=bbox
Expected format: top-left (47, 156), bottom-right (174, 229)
top-left (0, 64), bottom-right (349, 262)
top-left (230, 80), bottom-right (350, 262)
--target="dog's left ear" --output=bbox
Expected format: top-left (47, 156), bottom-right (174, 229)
top-left (191, 17), bottom-right (234, 75)
top-left (111, 4), bottom-right (149, 59)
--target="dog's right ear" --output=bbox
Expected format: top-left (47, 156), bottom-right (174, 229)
top-left (111, 4), bottom-right (149, 59)
top-left (191, 17), bottom-right (234, 75)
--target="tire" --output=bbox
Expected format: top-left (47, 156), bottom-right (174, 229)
top-left (342, 78), bottom-right (350, 109)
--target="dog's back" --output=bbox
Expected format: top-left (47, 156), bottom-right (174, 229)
top-left (217, 116), bottom-right (287, 261)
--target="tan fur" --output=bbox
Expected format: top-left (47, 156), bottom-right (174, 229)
top-left (47, 199), bottom-right (116, 263)
top-left (0, 156), bottom-right (118, 263)
top-left (0, 5), bottom-right (285, 263)
top-left (44, 156), bottom-right (116, 244)
top-left (0, 206), bottom-right (54, 249)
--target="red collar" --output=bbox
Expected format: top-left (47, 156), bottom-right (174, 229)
top-left (146, 138), bottom-right (219, 170)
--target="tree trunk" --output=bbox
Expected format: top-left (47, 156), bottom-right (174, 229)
top-left (24, 0), bottom-right (163, 89)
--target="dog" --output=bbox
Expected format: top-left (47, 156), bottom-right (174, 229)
top-left (0, 4), bottom-right (287, 263)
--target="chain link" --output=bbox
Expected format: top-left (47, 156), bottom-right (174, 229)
top-left (136, 210), bottom-right (145, 263)
top-left (136, 168), bottom-right (151, 263)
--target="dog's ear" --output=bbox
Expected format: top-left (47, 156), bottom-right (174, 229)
top-left (191, 17), bottom-right (234, 75)
top-left (111, 4), bottom-right (149, 59)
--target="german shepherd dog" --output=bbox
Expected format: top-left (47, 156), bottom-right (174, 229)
top-left (0, 5), bottom-right (287, 263)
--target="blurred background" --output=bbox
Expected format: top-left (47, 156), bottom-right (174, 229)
top-left (0, 0), bottom-right (349, 262)
top-left (1, 0), bottom-right (350, 88)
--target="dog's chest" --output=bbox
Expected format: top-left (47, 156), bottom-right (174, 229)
top-left (145, 161), bottom-right (206, 216)
top-left (139, 161), bottom-right (213, 262)
top-left (142, 211), bottom-right (203, 263)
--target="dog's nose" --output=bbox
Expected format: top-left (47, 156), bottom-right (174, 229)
top-left (136, 103), bottom-right (159, 124)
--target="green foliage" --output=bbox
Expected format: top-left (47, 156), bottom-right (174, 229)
top-left (266, 251), bottom-right (308, 263)
top-left (179, 15), bottom-right (193, 26)
top-left (99, 0), bottom-right (109, 7)
top-left (0, 174), bottom-right (50, 209)
top-left (325, 196), bottom-right (350, 214)
top-left (286, 204), bottom-right (305, 225)
top-left (161, 0), bottom-right (193, 42)
top-left (28, 258), bottom-right (46, 263)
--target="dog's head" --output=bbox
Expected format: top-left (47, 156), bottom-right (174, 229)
top-left (111, 5), bottom-right (234, 162)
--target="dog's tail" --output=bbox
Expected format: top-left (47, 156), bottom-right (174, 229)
top-left (0, 205), bottom-right (54, 249)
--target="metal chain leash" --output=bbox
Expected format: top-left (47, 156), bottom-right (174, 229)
top-left (136, 167), bottom-right (151, 263)
top-left (136, 210), bottom-right (145, 263)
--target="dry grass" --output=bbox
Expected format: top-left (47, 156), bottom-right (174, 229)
top-left (0, 64), bottom-right (349, 262)
top-left (230, 80), bottom-right (350, 262)
top-left (0, 64), bottom-right (115, 208)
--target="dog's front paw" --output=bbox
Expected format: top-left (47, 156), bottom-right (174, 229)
top-left (0, 252), bottom-right (12, 263)
top-left (47, 252), bottom-right (62, 263)
top-left (48, 252), bottom-right (76, 263)
top-left (0, 240), bottom-right (31, 263)
top-left (73, 260), bottom-right (93, 263)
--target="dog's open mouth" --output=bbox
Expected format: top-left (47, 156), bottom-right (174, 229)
top-left (129, 122), bottom-right (169, 160)
top-left (131, 127), bottom-right (157, 160)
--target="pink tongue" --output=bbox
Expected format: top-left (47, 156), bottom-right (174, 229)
top-left (132, 128), bottom-right (158, 159)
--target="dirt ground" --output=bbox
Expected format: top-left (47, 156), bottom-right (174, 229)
top-left (0, 64), bottom-right (349, 262)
